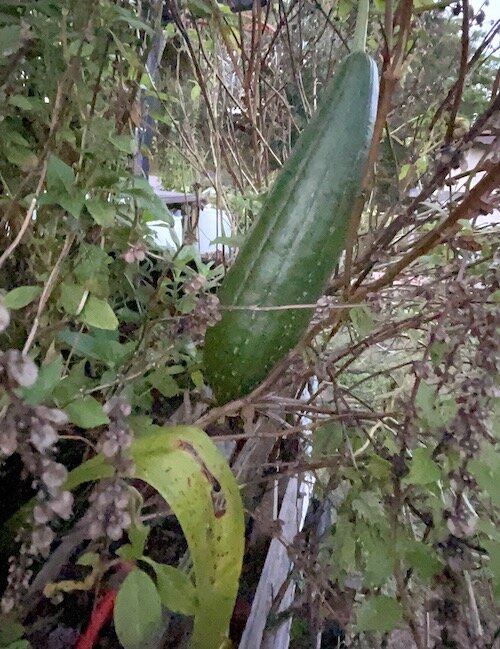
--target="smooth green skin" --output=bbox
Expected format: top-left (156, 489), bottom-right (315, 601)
top-left (204, 52), bottom-right (379, 404)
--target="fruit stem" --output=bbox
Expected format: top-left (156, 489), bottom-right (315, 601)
top-left (353, 0), bottom-right (369, 52)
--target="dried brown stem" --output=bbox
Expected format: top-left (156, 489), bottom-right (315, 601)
top-left (444, 0), bottom-right (470, 144)
top-left (361, 161), bottom-right (500, 295)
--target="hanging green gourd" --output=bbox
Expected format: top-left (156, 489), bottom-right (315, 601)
top-left (204, 0), bottom-right (379, 404)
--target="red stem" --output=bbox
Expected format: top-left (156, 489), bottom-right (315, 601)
top-left (75, 590), bottom-right (117, 649)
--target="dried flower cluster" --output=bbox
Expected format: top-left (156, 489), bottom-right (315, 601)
top-left (0, 348), bottom-right (71, 613)
top-left (0, 300), bottom-right (10, 333)
top-left (81, 397), bottom-right (135, 542)
top-left (419, 269), bottom-right (499, 647)
top-left (182, 273), bottom-right (206, 295)
top-left (311, 295), bottom-right (340, 327)
top-left (99, 396), bottom-right (134, 474)
top-left (83, 477), bottom-right (134, 541)
top-left (174, 293), bottom-right (221, 337)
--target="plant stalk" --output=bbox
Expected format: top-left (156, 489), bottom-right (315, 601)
top-left (353, 0), bottom-right (370, 52)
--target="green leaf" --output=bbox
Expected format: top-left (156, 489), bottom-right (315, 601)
top-left (57, 330), bottom-right (134, 367)
top-left (66, 426), bottom-right (245, 649)
top-left (147, 368), bottom-right (180, 398)
top-left (349, 305), bottom-right (377, 338)
top-left (355, 595), bottom-right (403, 632)
top-left (76, 552), bottom-right (100, 567)
top-left (398, 163), bottom-right (411, 180)
top-left (469, 454), bottom-right (500, 506)
top-left (129, 522), bottom-right (150, 556)
top-left (191, 370), bottom-right (204, 388)
top-left (82, 297), bottom-right (119, 330)
top-left (55, 191), bottom-right (85, 218)
top-left (59, 283), bottom-right (87, 315)
top-left (3, 128), bottom-right (30, 147)
top-left (0, 615), bottom-right (25, 645)
top-left (483, 540), bottom-right (500, 601)
top-left (352, 491), bottom-right (385, 522)
top-left (404, 540), bottom-right (443, 581)
top-left (142, 557), bottom-right (198, 616)
top-left (64, 396), bottom-right (109, 429)
top-left (109, 133), bottom-right (136, 154)
top-left (8, 95), bottom-right (39, 112)
top-left (117, 522), bottom-right (150, 561)
top-left (0, 25), bottom-right (23, 57)
top-left (73, 244), bottom-right (111, 295)
top-left (191, 82), bottom-right (201, 102)
top-left (112, 6), bottom-right (154, 33)
top-left (86, 198), bottom-right (116, 227)
top-left (362, 533), bottom-right (394, 586)
top-left (51, 360), bottom-right (93, 405)
top-left (331, 515), bottom-right (356, 576)
top-left (121, 178), bottom-right (173, 225)
top-left (3, 286), bottom-right (41, 309)
top-left (415, 382), bottom-right (458, 430)
top-left (313, 422), bottom-right (344, 457)
top-left (210, 234), bottom-right (244, 248)
top-left (367, 455), bottom-right (392, 480)
top-left (21, 355), bottom-right (63, 406)
top-left (404, 447), bottom-right (441, 485)
top-left (114, 569), bottom-right (162, 649)
top-left (46, 155), bottom-right (75, 193)
top-left (4, 146), bottom-right (38, 171)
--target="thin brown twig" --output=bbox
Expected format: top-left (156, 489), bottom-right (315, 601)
top-left (444, 0), bottom-right (470, 144)
top-left (360, 161), bottom-right (500, 295)
top-left (0, 160), bottom-right (48, 271)
top-left (369, 90), bottom-right (500, 259)
top-left (23, 233), bottom-right (76, 354)
top-left (430, 20), bottom-right (500, 132)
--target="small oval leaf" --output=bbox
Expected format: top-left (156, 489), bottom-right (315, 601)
top-left (142, 557), bottom-right (198, 616)
top-left (64, 396), bottom-right (109, 429)
top-left (3, 286), bottom-right (41, 310)
top-left (114, 569), bottom-right (162, 649)
top-left (82, 296), bottom-right (119, 330)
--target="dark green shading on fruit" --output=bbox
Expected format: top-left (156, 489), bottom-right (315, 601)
top-left (204, 52), bottom-right (379, 404)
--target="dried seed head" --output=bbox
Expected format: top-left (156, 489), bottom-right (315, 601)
top-left (35, 406), bottom-right (68, 426)
top-left (3, 350), bottom-right (38, 387)
top-left (84, 478), bottom-right (133, 542)
top-left (41, 460), bottom-right (68, 490)
top-left (29, 525), bottom-right (55, 556)
top-left (0, 424), bottom-right (18, 457)
top-left (49, 490), bottom-right (74, 520)
top-left (183, 274), bottom-right (206, 295)
top-left (30, 422), bottom-right (58, 453)
top-left (33, 502), bottom-right (52, 525)
top-left (0, 302), bottom-right (10, 333)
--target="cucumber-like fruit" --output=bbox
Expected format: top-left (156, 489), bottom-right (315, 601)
top-left (204, 52), bottom-right (379, 404)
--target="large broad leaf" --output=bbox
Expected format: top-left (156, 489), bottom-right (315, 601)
top-left (65, 426), bottom-right (245, 649)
